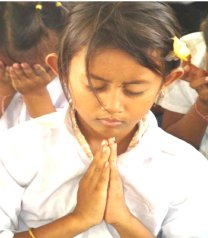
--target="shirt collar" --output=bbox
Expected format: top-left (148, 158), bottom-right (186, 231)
top-left (65, 104), bottom-right (149, 160)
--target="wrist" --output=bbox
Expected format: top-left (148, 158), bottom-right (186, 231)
top-left (112, 213), bottom-right (155, 238)
top-left (22, 88), bottom-right (49, 98)
top-left (194, 98), bottom-right (208, 123)
top-left (69, 212), bottom-right (93, 232)
top-left (110, 209), bottom-right (132, 228)
top-left (197, 97), bottom-right (208, 109)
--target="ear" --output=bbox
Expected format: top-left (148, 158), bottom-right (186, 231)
top-left (45, 53), bottom-right (58, 75)
top-left (162, 67), bottom-right (184, 88)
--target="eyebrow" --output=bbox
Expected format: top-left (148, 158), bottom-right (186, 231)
top-left (90, 73), bottom-right (148, 84)
top-left (90, 74), bottom-right (110, 82)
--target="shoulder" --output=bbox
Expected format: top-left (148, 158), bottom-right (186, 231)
top-left (145, 115), bottom-right (208, 168)
top-left (152, 127), bottom-right (208, 170)
top-left (5, 109), bottom-right (66, 136)
top-left (0, 109), bottom-right (73, 185)
top-left (0, 110), bottom-right (68, 161)
top-left (181, 32), bottom-right (206, 67)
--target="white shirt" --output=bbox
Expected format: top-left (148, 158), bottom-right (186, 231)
top-left (0, 77), bottom-right (67, 131)
top-left (0, 110), bottom-right (208, 238)
top-left (158, 32), bottom-right (208, 159)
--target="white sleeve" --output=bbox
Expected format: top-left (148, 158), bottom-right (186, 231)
top-left (158, 80), bottom-right (198, 114)
top-left (159, 196), bottom-right (208, 237)
top-left (159, 155), bottom-right (208, 238)
top-left (0, 159), bottom-right (25, 238)
top-left (0, 127), bottom-right (40, 238)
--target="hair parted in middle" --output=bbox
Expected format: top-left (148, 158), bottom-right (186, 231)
top-left (57, 2), bottom-right (182, 100)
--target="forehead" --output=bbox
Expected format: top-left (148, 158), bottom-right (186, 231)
top-left (70, 47), bottom-right (160, 82)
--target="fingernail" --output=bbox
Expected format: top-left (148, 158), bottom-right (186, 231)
top-left (102, 145), bottom-right (107, 153)
top-left (101, 139), bottom-right (108, 146)
top-left (13, 63), bottom-right (19, 69)
top-left (108, 137), bottom-right (116, 144)
top-left (21, 63), bottom-right (29, 68)
top-left (6, 66), bottom-right (11, 72)
top-left (34, 64), bottom-right (42, 70)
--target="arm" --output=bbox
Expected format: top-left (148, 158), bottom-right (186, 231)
top-left (113, 215), bottom-right (155, 238)
top-left (14, 214), bottom-right (90, 238)
top-left (161, 63), bottom-right (208, 149)
top-left (104, 139), bottom-right (155, 238)
top-left (1, 140), bottom-right (111, 238)
top-left (162, 98), bottom-right (208, 149)
top-left (9, 63), bottom-right (56, 118)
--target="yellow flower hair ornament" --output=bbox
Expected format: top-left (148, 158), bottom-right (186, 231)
top-left (55, 2), bottom-right (62, 8)
top-left (35, 4), bottom-right (42, 10)
top-left (165, 36), bottom-right (191, 62)
top-left (173, 36), bottom-right (190, 61)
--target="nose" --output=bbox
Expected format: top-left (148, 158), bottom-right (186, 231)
top-left (102, 89), bottom-right (124, 114)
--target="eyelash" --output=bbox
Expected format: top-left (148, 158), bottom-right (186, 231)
top-left (86, 85), bottom-right (145, 97)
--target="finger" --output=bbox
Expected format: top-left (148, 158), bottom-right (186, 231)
top-left (96, 159), bottom-right (110, 192)
top-left (84, 140), bottom-right (110, 180)
top-left (33, 64), bottom-right (51, 83)
top-left (9, 67), bottom-right (21, 90)
top-left (108, 137), bottom-right (117, 166)
top-left (190, 76), bottom-right (208, 89)
top-left (4, 67), bottom-right (11, 83)
top-left (33, 64), bottom-right (46, 75)
top-left (108, 141), bottom-right (123, 191)
top-left (12, 63), bottom-right (27, 80)
top-left (9, 66), bottom-right (21, 83)
top-left (81, 146), bottom-right (110, 191)
top-left (182, 64), bottom-right (207, 82)
top-left (108, 138), bottom-right (120, 184)
top-left (21, 63), bottom-right (36, 78)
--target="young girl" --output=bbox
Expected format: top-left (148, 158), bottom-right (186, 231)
top-left (0, 2), bottom-right (208, 238)
top-left (0, 2), bottom-right (71, 130)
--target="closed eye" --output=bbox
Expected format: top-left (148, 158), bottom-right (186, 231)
top-left (123, 89), bottom-right (145, 97)
top-left (86, 85), bottom-right (107, 92)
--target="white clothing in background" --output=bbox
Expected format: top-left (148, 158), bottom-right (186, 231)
top-left (158, 32), bottom-right (208, 158)
top-left (0, 77), bottom-right (67, 131)
top-left (0, 109), bottom-right (208, 238)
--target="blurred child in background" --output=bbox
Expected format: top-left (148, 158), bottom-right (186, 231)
top-left (158, 15), bottom-right (208, 159)
top-left (0, 2), bottom-right (71, 130)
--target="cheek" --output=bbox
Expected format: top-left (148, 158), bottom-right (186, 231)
top-left (72, 87), bottom-right (98, 111)
top-left (128, 99), bottom-right (153, 117)
top-left (127, 90), bottom-right (159, 119)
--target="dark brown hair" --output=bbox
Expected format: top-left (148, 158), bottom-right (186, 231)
top-left (58, 2), bottom-right (181, 100)
top-left (2, 2), bottom-right (72, 64)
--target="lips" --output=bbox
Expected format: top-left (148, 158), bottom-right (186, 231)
top-left (97, 117), bottom-right (124, 127)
